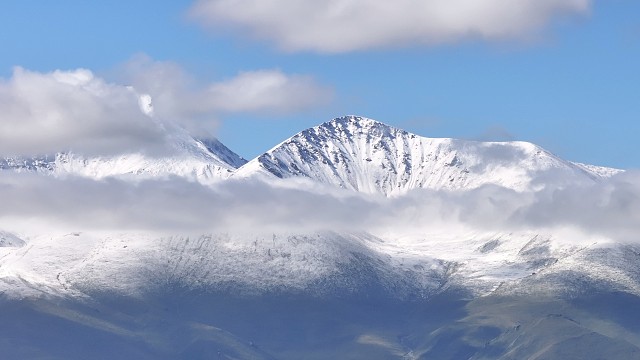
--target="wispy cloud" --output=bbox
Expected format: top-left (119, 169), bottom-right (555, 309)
top-left (116, 54), bottom-right (333, 135)
top-left (472, 125), bottom-right (517, 142)
top-left (205, 70), bottom-right (333, 114)
top-left (188, 0), bottom-right (591, 53)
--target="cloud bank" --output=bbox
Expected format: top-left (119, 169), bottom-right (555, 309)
top-left (0, 58), bottom-right (332, 157)
top-left (1, 171), bottom-right (638, 243)
top-left (188, 0), bottom-right (591, 53)
top-left (0, 67), bottom-right (170, 157)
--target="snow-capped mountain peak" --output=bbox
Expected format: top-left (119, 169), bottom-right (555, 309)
top-left (236, 115), bottom-right (616, 195)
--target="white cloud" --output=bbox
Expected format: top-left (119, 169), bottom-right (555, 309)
top-left (0, 58), bottom-right (332, 156)
top-left (1, 171), bottom-right (639, 244)
top-left (0, 67), bottom-right (170, 157)
top-left (117, 55), bottom-right (333, 134)
top-left (188, 0), bottom-right (591, 53)
top-left (206, 70), bottom-right (332, 114)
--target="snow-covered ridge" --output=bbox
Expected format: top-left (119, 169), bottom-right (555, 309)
top-left (572, 162), bottom-right (624, 178)
top-left (0, 125), bottom-right (247, 182)
top-left (235, 115), bottom-right (618, 195)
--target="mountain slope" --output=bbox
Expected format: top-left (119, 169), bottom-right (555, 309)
top-left (236, 116), bottom-right (617, 195)
top-left (1, 230), bottom-right (639, 359)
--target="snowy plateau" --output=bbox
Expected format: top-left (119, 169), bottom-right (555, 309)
top-left (1, 115), bottom-right (639, 359)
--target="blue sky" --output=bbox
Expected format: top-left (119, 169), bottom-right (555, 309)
top-left (0, 0), bottom-right (638, 168)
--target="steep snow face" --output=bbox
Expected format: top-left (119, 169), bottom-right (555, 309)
top-left (198, 137), bottom-right (247, 169)
top-left (236, 116), bottom-right (616, 195)
top-left (0, 125), bottom-right (245, 182)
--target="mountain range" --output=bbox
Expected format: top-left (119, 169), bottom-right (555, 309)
top-left (0, 116), bottom-right (638, 359)
top-left (0, 115), bottom-right (621, 192)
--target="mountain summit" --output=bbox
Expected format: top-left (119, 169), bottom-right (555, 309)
top-left (236, 115), bottom-right (614, 195)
